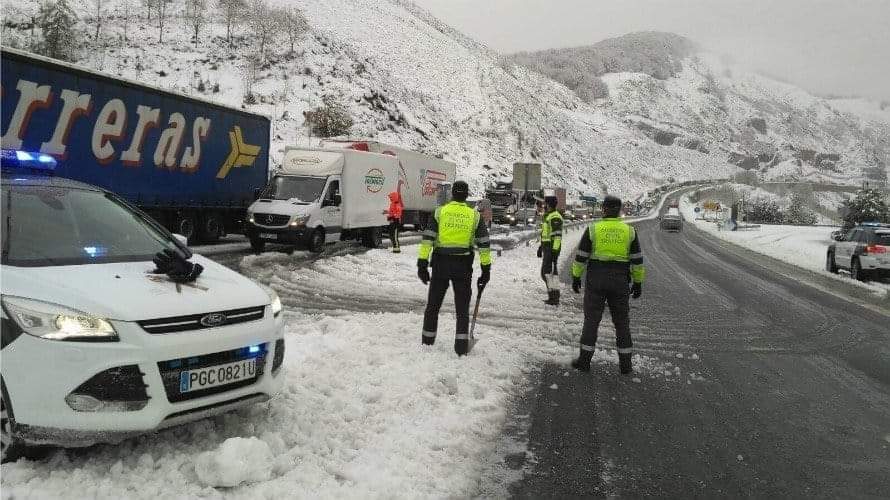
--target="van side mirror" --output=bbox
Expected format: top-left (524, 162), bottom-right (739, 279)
top-left (333, 194), bottom-right (341, 206)
top-left (172, 234), bottom-right (189, 247)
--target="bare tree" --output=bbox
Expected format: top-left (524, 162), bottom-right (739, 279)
top-left (92, 0), bottom-right (103, 40)
top-left (119, 0), bottom-right (133, 41)
top-left (155, 0), bottom-right (169, 43)
top-left (142, 0), bottom-right (156, 20)
top-left (217, 0), bottom-right (245, 46)
top-left (185, 0), bottom-right (206, 44)
top-left (281, 6), bottom-right (308, 54)
top-left (247, 0), bottom-right (278, 59)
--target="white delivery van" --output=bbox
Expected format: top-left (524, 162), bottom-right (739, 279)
top-left (318, 140), bottom-right (457, 230)
top-left (246, 148), bottom-right (399, 253)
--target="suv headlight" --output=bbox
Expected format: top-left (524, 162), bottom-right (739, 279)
top-left (2, 296), bottom-right (118, 342)
top-left (259, 285), bottom-right (283, 317)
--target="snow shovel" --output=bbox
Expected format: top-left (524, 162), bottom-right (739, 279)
top-left (468, 282), bottom-right (485, 353)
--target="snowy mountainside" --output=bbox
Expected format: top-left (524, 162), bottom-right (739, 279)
top-left (0, 0), bottom-right (738, 198)
top-left (3, 1), bottom-right (884, 198)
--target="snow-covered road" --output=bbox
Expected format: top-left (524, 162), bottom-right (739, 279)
top-left (4, 226), bottom-right (680, 499)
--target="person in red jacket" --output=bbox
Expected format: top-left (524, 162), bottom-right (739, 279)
top-left (386, 191), bottom-right (404, 253)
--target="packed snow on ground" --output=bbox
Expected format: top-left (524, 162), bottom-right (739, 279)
top-left (681, 197), bottom-right (890, 298)
top-left (1, 229), bottom-right (695, 499)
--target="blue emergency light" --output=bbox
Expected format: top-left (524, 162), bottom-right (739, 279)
top-left (0, 149), bottom-right (58, 174)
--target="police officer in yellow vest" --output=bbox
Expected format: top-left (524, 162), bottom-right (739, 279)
top-left (538, 195), bottom-right (564, 305)
top-left (418, 181), bottom-right (492, 356)
top-left (570, 195), bottom-right (645, 374)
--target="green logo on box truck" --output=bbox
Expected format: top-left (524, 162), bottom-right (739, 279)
top-left (365, 168), bottom-right (385, 193)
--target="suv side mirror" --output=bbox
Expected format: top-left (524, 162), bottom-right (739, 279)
top-left (253, 188), bottom-right (261, 200)
top-left (172, 234), bottom-right (189, 247)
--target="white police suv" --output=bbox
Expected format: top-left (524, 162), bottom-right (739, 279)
top-left (1, 150), bottom-right (285, 461)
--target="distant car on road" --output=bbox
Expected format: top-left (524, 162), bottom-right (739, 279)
top-left (659, 207), bottom-right (683, 232)
top-left (826, 223), bottom-right (890, 281)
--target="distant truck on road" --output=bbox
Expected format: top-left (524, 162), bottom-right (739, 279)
top-left (0, 47), bottom-right (271, 244)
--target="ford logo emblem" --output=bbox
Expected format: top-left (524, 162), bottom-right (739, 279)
top-left (200, 313), bottom-right (227, 327)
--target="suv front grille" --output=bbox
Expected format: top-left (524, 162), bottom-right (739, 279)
top-left (157, 345), bottom-right (268, 402)
top-left (253, 213), bottom-right (290, 227)
top-left (138, 306), bottom-right (265, 334)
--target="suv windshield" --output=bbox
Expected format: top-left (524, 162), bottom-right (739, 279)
top-left (2, 183), bottom-right (182, 267)
top-left (261, 176), bottom-right (327, 203)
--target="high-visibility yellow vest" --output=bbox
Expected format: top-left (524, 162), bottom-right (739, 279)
top-left (541, 210), bottom-right (563, 252)
top-left (572, 218), bottom-right (645, 282)
top-left (419, 201), bottom-right (492, 265)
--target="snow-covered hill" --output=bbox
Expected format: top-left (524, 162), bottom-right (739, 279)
top-left (2, 1), bottom-right (886, 198)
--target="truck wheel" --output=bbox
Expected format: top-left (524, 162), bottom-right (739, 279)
top-left (199, 213), bottom-right (222, 243)
top-left (249, 237), bottom-right (265, 254)
top-left (174, 213), bottom-right (197, 245)
top-left (826, 252), bottom-right (838, 274)
top-left (362, 227), bottom-right (382, 248)
top-left (2, 381), bottom-right (24, 464)
top-left (308, 229), bottom-right (325, 253)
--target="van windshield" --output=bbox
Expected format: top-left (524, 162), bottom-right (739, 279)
top-left (262, 176), bottom-right (327, 203)
top-left (1, 182), bottom-right (184, 267)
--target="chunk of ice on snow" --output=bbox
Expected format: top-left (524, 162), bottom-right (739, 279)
top-left (691, 354), bottom-right (700, 360)
top-left (550, 384), bottom-right (559, 390)
top-left (632, 377), bottom-right (642, 383)
top-left (195, 437), bottom-right (273, 487)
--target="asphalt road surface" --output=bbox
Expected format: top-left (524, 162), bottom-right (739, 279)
top-left (510, 212), bottom-right (890, 498)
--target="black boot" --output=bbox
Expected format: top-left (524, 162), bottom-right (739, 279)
top-left (454, 339), bottom-right (469, 356)
top-left (571, 349), bottom-right (593, 372)
top-left (422, 334), bottom-right (435, 346)
top-left (544, 290), bottom-right (559, 305)
top-left (619, 353), bottom-right (633, 374)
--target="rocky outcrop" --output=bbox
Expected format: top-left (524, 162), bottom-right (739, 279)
top-left (634, 121), bottom-right (680, 146)
top-left (746, 117), bottom-right (767, 134)
top-left (728, 152), bottom-right (759, 170)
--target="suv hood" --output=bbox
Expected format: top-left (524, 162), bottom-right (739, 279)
top-left (0, 255), bottom-right (270, 321)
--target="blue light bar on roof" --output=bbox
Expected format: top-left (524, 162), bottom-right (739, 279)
top-left (1, 149), bottom-right (58, 174)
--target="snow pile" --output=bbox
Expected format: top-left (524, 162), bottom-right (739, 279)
top-left (194, 437), bottom-right (274, 488)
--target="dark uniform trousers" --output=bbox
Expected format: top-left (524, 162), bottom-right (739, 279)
top-left (422, 254), bottom-right (473, 354)
top-left (540, 246), bottom-right (559, 284)
top-left (580, 262), bottom-right (633, 352)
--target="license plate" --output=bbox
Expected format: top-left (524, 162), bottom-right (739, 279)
top-left (179, 358), bottom-right (257, 393)
top-left (260, 233), bottom-right (277, 239)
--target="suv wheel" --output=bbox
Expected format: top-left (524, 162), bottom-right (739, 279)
top-left (851, 258), bottom-right (869, 282)
top-left (826, 251), bottom-right (838, 274)
top-left (1, 383), bottom-right (24, 464)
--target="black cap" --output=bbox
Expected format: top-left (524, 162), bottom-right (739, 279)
top-left (602, 195), bottom-right (622, 214)
top-left (452, 180), bottom-right (469, 201)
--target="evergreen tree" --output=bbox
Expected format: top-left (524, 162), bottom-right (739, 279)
top-left (784, 192), bottom-right (817, 225)
top-left (38, 0), bottom-right (78, 62)
top-left (841, 189), bottom-right (890, 231)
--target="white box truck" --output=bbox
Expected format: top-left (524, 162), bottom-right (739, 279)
top-left (319, 140), bottom-right (457, 230)
top-left (245, 148), bottom-right (399, 253)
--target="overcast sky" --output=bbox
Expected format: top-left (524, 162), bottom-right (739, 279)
top-left (413, 0), bottom-right (890, 101)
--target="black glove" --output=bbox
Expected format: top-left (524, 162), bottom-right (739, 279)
top-left (169, 262), bottom-right (204, 283)
top-left (151, 248), bottom-right (179, 274)
top-left (417, 259), bottom-right (430, 285)
top-left (152, 249), bottom-right (204, 283)
top-left (572, 277), bottom-right (582, 294)
top-left (631, 282), bottom-right (642, 299)
top-left (536, 245), bottom-right (543, 258)
top-left (478, 264), bottom-right (491, 288)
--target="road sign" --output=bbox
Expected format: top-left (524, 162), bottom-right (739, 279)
top-left (512, 163), bottom-right (541, 192)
